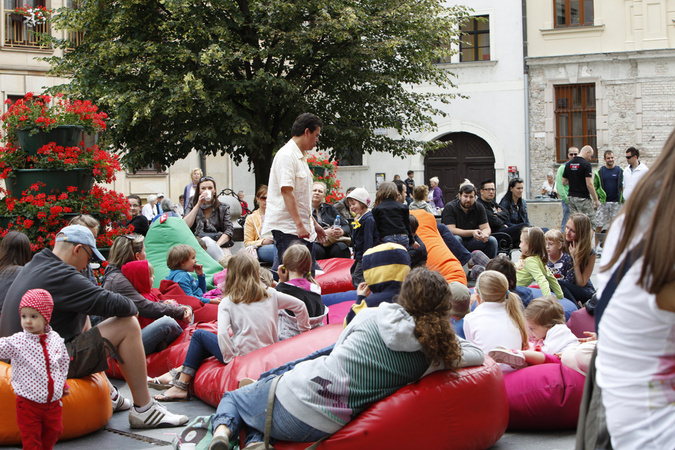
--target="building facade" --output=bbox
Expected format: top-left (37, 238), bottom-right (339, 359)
top-left (526, 0), bottom-right (675, 196)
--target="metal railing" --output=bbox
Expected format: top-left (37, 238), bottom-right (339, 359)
top-left (3, 11), bottom-right (50, 48)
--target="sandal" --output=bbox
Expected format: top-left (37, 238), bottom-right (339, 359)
top-left (208, 435), bottom-right (230, 450)
top-left (147, 368), bottom-right (178, 390)
top-left (154, 376), bottom-right (192, 402)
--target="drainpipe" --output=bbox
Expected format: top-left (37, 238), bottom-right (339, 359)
top-left (199, 150), bottom-right (207, 176)
top-left (522, 0), bottom-right (531, 198)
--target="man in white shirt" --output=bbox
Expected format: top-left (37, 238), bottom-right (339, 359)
top-left (262, 113), bottom-right (327, 274)
top-left (622, 146), bottom-right (648, 200)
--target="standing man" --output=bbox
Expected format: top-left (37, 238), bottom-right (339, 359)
top-left (594, 150), bottom-right (623, 246)
top-left (556, 147), bottom-right (578, 232)
top-left (126, 194), bottom-right (149, 236)
top-left (623, 146), bottom-right (649, 201)
top-left (262, 113), bottom-right (327, 273)
top-left (405, 170), bottom-right (415, 202)
top-left (441, 184), bottom-right (497, 258)
top-left (563, 145), bottom-right (600, 229)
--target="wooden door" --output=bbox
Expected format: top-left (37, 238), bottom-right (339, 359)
top-left (424, 132), bottom-right (495, 203)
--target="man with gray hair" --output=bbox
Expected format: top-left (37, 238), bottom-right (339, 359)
top-left (562, 145), bottom-right (600, 228)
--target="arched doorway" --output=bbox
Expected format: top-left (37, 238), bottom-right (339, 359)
top-left (424, 132), bottom-right (496, 203)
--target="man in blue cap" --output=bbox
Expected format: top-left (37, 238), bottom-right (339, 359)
top-left (0, 225), bottom-right (188, 429)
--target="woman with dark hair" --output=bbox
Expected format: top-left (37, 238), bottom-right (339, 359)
top-left (499, 178), bottom-right (531, 227)
top-left (595, 127), bottom-right (675, 448)
top-left (183, 176), bottom-right (234, 263)
top-left (101, 234), bottom-right (191, 355)
top-left (0, 231), bottom-right (32, 311)
top-left (243, 185), bottom-right (277, 264)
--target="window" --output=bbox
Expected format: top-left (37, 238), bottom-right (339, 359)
top-left (460, 15), bottom-right (489, 62)
top-left (555, 84), bottom-right (596, 162)
top-left (555, 0), bottom-right (594, 28)
top-left (336, 147), bottom-right (363, 166)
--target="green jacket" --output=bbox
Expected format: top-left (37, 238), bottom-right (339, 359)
top-left (556, 164), bottom-right (569, 203)
top-left (593, 167), bottom-right (623, 204)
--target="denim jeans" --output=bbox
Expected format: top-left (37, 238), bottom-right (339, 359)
top-left (455, 235), bottom-right (498, 258)
top-left (437, 223), bottom-right (471, 265)
top-left (271, 230), bottom-right (319, 276)
top-left (560, 200), bottom-right (570, 233)
top-left (257, 243), bottom-right (277, 265)
top-left (141, 316), bottom-right (183, 356)
top-left (183, 329), bottom-right (225, 370)
top-left (559, 279), bottom-right (595, 305)
top-left (382, 234), bottom-right (410, 249)
top-left (212, 376), bottom-right (330, 446)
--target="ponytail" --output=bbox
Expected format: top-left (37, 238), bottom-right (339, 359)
top-left (505, 291), bottom-right (529, 350)
top-left (398, 268), bottom-right (462, 369)
top-left (476, 270), bottom-right (529, 350)
top-left (282, 244), bottom-right (316, 284)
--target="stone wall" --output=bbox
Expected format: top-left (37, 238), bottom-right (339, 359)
top-left (526, 50), bottom-right (675, 198)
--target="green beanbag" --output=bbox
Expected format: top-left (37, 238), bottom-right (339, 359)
top-left (145, 216), bottom-right (222, 289)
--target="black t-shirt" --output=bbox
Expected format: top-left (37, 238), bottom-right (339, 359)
top-left (563, 156), bottom-right (592, 198)
top-left (405, 178), bottom-right (415, 197)
top-left (476, 197), bottom-right (506, 231)
top-left (441, 198), bottom-right (488, 231)
top-left (127, 215), bottom-right (149, 236)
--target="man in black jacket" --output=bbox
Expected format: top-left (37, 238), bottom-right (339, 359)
top-left (0, 225), bottom-right (188, 429)
top-left (477, 179), bottom-right (527, 246)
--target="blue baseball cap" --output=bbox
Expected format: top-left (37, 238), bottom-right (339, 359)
top-left (55, 225), bottom-right (105, 261)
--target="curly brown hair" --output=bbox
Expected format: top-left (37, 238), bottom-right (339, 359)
top-left (396, 267), bottom-right (462, 368)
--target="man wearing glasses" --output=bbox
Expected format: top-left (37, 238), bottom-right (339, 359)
top-left (0, 225), bottom-right (189, 429)
top-left (476, 179), bottom-right (527, 246)
top-left (623, 146), bottom-right (649, 201)
top-left (555, 147), bottom-right (578, 232)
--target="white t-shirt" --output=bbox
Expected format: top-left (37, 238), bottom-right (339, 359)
top-left (261, 139), bottom-right (316, 240)
top-left (596, 214), bottom-right (675, 449)
top-left (540, 324), bottom-right (578, 354)
top-left (463, 301), bottom-right (524, 372)
top-left (622, 163), bottom-right (649, 200)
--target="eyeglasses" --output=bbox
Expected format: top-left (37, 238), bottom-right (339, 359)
top-left (259, 196), bottom-right (267, 200)
top-left (569, 153), bottom-right (578, 157)
top-left (626, 155), bottom-right (634, 160)
top-left (199, 176), bottom-right (215, 183)
top-left (81, 245), bottom-right (95, 263)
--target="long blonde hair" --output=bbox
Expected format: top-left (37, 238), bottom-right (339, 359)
top-left (223, 253), bottom-right (269, 304)
top-left (475, 270), bottom-right (529, 349)
top-left (603, 129), bottom-right (675, 294)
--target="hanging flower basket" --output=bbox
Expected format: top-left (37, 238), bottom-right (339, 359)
top-left (5, 168), bottom-right (93, 197)
top-left (16, 125), bottom-right (84, 157)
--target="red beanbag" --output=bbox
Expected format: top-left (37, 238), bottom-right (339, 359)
top-left (503, 363), bottom-right (586, 430)
top-left (276, 358), bottom-right (508, 450)
top-left (316, 258), bottom-right (355, 294)
top-left (566, 308), bottom-right (596, 339)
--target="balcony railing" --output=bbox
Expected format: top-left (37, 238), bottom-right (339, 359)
top-left (4, 11), bottom-right (51, 49)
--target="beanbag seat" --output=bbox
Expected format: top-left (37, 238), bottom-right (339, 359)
top-left (316, 258), bottom-right (354, 294)
top-left (410, 210), bottom-right (467, 285)
top-left (145, 216), bottom-right (224, 289)
top-left (275, 358), bottom-right (508, 450)
top-left (503, 363), bottom-right (586, 430)
top-left (566, 307), bottom-right (595, 338)
top-left (0, 362), bottom-right (112, 445)
top-left (157, 279), bottom-right (219, 323)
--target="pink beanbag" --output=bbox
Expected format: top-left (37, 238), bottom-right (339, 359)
top-left (503, 363), bottom-right (586, 430)
top-left (276, 358), bottom-right (508, 450)
top-left (566, 308), bottom-right (596, 338)
top-left (316, 258), bottom-right (354, 294)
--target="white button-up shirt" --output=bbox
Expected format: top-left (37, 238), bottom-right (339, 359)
top-left (262, 139), bottom-right (316, 241)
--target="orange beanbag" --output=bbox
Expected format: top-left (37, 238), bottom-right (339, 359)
top-left (0, 362), bottom-right (111, 445)
top-left (410, 210), bottom-right (467, 285)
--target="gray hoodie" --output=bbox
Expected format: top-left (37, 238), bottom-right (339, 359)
top-left (275, 302), bottom-right (485, 434)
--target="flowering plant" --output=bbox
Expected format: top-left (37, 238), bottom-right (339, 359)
top-left (1, 93), bottom-right (107, 141)
top-left (13, 5), bottom-right (52, 28)
top-left (307, 152), bottom-right (345, 204)
top-left (0, 142), bottom-right (121, 183)
top-left (0, 184), bottom-right (132, 252)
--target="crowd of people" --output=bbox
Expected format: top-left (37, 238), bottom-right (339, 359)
top-left (0, 111), bottom-right (671, 450)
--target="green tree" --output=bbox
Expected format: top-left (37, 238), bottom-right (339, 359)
top-left (45, 0), bottom-right (470, 187)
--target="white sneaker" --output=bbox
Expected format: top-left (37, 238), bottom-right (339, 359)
top-left (111, 387), bottom-right (131, 412)
top-left (128, 399), bottom-right (189, 428)
top-left (488, 346), bottom-right (528, 369)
